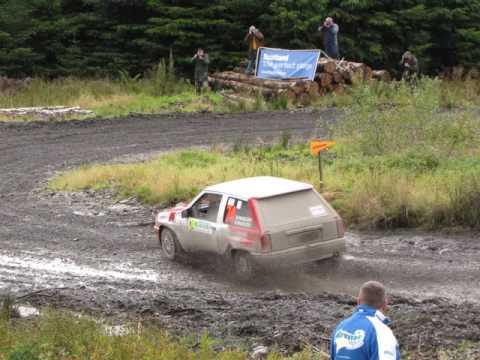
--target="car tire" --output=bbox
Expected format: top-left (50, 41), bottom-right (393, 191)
top-left (233, 251), bottom-right (255, 281)
top-left (160, 228), bottom-right (181, 260)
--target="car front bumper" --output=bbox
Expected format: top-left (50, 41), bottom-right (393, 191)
top-left (154, 225), bottom-right (160, 240)
top-left (249, 238), bottom-right (346, 267)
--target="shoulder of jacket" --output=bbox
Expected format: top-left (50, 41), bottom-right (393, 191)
top-left (367, 316), bottom-right (398, 343)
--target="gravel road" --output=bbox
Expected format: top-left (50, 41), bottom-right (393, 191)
top-left (1, 111), bottom-right (479, 355)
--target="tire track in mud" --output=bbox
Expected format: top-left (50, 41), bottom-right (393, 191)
top-left (1, 111), bottom-right (480, 354)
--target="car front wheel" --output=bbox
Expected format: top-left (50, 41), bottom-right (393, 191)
top-left (160, 228), bottom-right (180, 260)
top-left (233, 251), bottom-right (255, 281)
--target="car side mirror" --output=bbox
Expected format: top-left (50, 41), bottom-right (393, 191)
top-left (181, 208), bottom-right (192, 218)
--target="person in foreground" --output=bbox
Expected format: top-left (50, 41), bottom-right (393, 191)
top-left (330, 281), bottom-right (400, 360)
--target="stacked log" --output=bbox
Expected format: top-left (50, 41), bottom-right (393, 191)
top-left (372, 70), bottom-right (392, 82)
top-left (0, 106), bottom-right (94, 117)
top-left (208, 58), bottom-right (390, 105)
top-left (440, 66), bottom-right (480, 81)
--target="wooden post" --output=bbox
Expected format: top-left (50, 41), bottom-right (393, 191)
top-left (318, 152), bottom-right (324, 192)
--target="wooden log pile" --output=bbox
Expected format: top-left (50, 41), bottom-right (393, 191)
top-left (440, 66), bottom-right (480, 81)
top-left (209, 58), bottom-right (390, 105)
top-left (0, 106), bottom-right (94, 118)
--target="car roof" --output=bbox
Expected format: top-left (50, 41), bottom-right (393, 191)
top-left (205, 176), bottom-right (313, 200)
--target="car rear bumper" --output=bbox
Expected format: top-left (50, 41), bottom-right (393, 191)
top-left (249, 238), bottom-right (346, 267)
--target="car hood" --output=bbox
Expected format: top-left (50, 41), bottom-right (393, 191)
top-left (156, 203), bottom-right (188, 223)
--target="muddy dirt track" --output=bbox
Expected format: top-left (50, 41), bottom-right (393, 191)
top-left (1, 111), bottom-right (480, 355)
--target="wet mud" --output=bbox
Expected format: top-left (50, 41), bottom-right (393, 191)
top-left (1, 111), bottom-right (479, 355)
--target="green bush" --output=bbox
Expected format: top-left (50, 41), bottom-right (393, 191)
top-left (8, 344), bottom-right (38, 360)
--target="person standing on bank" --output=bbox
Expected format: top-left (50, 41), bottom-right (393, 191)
top-left (399, 51), bottom-right (419, 85)
top-left (318, 17), bottom-right (340, 59)
top-left (331, 281), bottom-right (400, 360)
top-left (244, 25), bottom-right (264, 75)
top-left (192, 48), bottom-right (210, 94)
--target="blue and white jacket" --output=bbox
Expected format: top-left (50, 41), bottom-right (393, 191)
top-left (330, 305), bottom-right (400, 360)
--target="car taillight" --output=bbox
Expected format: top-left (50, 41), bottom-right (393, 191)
top-left (260, 233), bottom-right (272, 251)
top-left (336, 217), bottom-right (345, 237)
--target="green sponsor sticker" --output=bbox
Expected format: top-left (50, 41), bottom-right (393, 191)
top-left (188, 218), bottom-right (213, 234)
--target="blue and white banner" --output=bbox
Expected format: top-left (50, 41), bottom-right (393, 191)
top-left (256, 48), bottom-right (320, 81)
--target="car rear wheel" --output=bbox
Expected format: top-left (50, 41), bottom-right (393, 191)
top-left (233, 251), bottom-right (254, 281)
top-left (161, 228), bottom-right (181, 260)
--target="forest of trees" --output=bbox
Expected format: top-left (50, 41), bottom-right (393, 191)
top-left (0, 0), bottom-right (479, 79)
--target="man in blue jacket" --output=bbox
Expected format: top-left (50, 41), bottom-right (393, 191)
top-left (331, 281), bottom-right (400, 360)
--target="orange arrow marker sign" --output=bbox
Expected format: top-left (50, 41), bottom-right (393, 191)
top-left (310, 140), bottom-right (336, 156)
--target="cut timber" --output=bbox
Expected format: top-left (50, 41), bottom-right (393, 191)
top-left (332, 71), bottom-right (344, 84)
top-left (221, 93), bottom-right (256, 105)
top-left (210, 71), bottom-right (297, 90)
top-left (286, 89), bottom-right (297, 104)
top-left (306, 81), bottom-right (320, 97)
top-left (318, 58), bottom-right (337, 73)
top-left (297, 93), bottom-right (311, 106)
top-left (292, 80), bottom-right (308, 95)
top-left (332, 84), bottom-right (345, 94)
top-left (372, 70), bottom-right (391, 82)
top-left (208, 77), bottom-right (275, 97)
top-left (0, 106), bottom-right (93, 117)
top-left (363, 66), bottom-right (373, 81)
top-left (317, 73), bottom-right (333, 88)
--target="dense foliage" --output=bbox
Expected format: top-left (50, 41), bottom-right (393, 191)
top-left (0, 0), bottom-right (479, 78)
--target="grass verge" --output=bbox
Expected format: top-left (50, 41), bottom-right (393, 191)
top-left (1, 306), bottom-right (478, 359)
top-left (0, 309), bottom-right (329, 360)
top-left (1, 67), bottom-right (479, 121)
top-left (0, 61), bottom-right (224, 120)
top-left (50, 79), bottom-right (480, 230)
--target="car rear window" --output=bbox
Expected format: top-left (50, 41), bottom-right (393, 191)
top-left (224, 198), bottom-right (253, 228)
top-left (256, 189), bottom-right (331, 229)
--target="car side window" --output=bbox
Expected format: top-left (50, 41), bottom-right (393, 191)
top-left (224, 198), bottom-right (253, 228)
top-left (191, 193), bottom-right (222, 222)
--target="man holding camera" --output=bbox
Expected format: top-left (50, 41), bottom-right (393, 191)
top-left (192, 48), bottom-right (210, 94)
top-left (400, 51), bottom-right (419, 85)
top-left (318, 17), bottom-right (340, 59)
top-left (244, 25), bottom-right (264, 75)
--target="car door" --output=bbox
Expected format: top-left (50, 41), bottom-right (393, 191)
top-left (186, 192), bottom-right (224, 253)
top-left (217, 197), bottom-right (259, 254)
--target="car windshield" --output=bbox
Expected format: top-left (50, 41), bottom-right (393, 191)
top-left (255, 189), bottom-right (330, 229)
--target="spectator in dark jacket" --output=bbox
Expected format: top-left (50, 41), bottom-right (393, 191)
top-left (400, 51), bottom-right (419, 85)
top-left (192, 48), bottom-right (210, 94)
top-left (318, 17), bottom-right (340, 59)
top-left (244, 25), bottom-right (264, 75)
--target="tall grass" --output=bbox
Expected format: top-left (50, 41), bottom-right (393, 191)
top-left (315, 77), bottom-right (480, 110)
top-left (50, 78), bottom-right (480, 230)
top-left (0, 57), bottom-right (224, 119)
top-left (0, 305), bottom-right (477, 359)
top-left (0, 310), bottom-right (328, 360)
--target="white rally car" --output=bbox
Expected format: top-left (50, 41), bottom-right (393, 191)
top-left (154, 176), bottom-right (345, 279)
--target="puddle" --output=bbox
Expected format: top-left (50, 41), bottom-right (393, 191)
top-left (17, 305), bottom-right (40, 317)
top-left (0, 252), bottom-right (161, 284)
